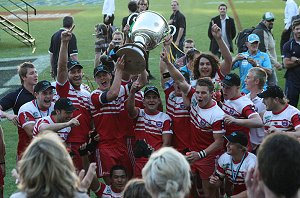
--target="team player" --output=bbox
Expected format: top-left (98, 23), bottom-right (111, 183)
top-left (95, 165), bottom-right (127, 198)
top-left (221, 73), bottom-right (263, 148)
top-left (210, 131), bottom-right (256, 197)
top-left (91, 59), bottom-right (148, 182)
top-left (33, 98), bottom-right (80, 141)
top-left (120, 75), bottom-right (145, 172)
top-left (17, 80), bottom-right (55, 160)
top-left (159, 44), bottom-right (191, 153)
top-left (161, 50), bottom-right (225, 198)
top-left (244, 67), bottom-right (267, 153)
top-left (56, 26), bottom-right (92, 170)
top-left (79, 141), bottom-right (127, 198)
top-left (127, 85), bottom-right (173, 178)
top-left (258, 85), bottom-right (300, 137)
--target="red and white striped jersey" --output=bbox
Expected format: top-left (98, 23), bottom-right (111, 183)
top-left (246, 94), bottom-right (266, 145)
top-left (134, 109), bottom-right (173, 151)
top-left (216, 152), bottom-right (256, 195)
top-left (164, 86), bottom-right (191, 151)
top-left (121, 79), bottom-right (144, 137)
top-left (263, 104), bottom-right (300, 131)
top-left (222, 95), bottom-right (258, 135)
top-left (33, 115), bottom-right (71, 141)
top-left (97, 183), bottom-right (122, 198)
top-left (17, 100), bottom-right (54, 157)
top-left (56, 81), bottom-right (92, 143)
top-left (91, 85), bottom-right (129, 148)
top-left (187, 88), bottom-right (225, 152)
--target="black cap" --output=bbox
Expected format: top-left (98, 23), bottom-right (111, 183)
top-left (144, 86), bottom-right (160, 97)
top-left (224, 131), bottom-right (248, 147)
top-left (222, 73), bottom-right (240, 87)
top-left (93, 65), bottom-right (111, 77)
top-left (67, 60), bottom-right (83, 71)
top-left (54, 98), bottom-right (78, 112)
top-left (34, 80), bottom-right (55, 93)
top-left (257, 85), bottom-right (284, 99)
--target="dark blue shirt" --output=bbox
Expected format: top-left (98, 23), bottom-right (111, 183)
top-left (0, 86), bottom-right (35, 115)
top-left (283, 39), bottom-right (300, 86)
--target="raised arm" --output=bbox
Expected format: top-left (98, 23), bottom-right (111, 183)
top-left (211, 22), bottom-right (232, 76)
top-left (105, 56), bottom-right (125, 102)
top-left (159, 37), bottom-right (173, 88)
top-left (57, 25), bottom-right (75, 85)
top-left (126, 81), bottom-right (140, 119)
top-left (136, 69), bottom-right (148, 89)
top-left (160, 49), bottom-right (190, 95)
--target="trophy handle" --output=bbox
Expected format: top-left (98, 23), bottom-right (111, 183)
top-left (127, 13), bottom-right (139, 26)
top-left (168, 25), bottom-right (176, 36)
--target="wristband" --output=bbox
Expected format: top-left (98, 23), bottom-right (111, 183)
top-left (198, 150), bottom-right (206, 159)
top-left (0, 162), bottom-right (5, 165)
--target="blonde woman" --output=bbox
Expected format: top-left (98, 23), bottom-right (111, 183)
top-left (142, 147), bottom-right (191, 198)
top-left (10, 131), bottom-right (95, 198)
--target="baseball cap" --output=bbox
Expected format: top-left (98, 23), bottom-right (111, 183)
top-left (222, 73), bottom-right (240, 87)
top-left (257, 85), bottom-right (284, 99)
top-left (247, 33), bottom-right (260, 43)
top-left (224, 131), bottom-right (248, 147)
top-left (263, 12), bottom-right (275, 21)
top-left (144, 86), bottom-right (160, 97)
top-left (67, 60), bottom-right (83, 71)
top-left (94, 65), bottom-right (111, 77)
top-left (54, 98), bottom-right (78, 112)
top-left (34, 80), bottom-right (55, 93)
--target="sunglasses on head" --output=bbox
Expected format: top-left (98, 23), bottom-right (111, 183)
top-left (266, 19), bottom-right (274, 22)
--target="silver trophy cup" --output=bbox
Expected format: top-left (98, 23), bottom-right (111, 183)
top-left (117, 10), bottom-right (176, 74)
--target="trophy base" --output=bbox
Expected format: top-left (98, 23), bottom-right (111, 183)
top-left (116, 44), bottom-right (147, 75)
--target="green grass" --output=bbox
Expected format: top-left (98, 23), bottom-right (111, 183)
top-left (0, 0), bottom-right (286, 197)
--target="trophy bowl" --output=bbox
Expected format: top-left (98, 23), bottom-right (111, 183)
top-left (117, 10), bottom-right (175, 74)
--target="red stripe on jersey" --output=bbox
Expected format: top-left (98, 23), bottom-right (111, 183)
top-left (91, 86), bottom-right (129, 148)
top-left (56, 81), bottom-right (92, 143)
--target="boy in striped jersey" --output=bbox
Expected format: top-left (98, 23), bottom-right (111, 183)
top-left (127, 85), bottom-right (173, 178)
top-left (90, 57), bottom-right (148, 183)
top-left (210, 131), bottom-right (256, 197)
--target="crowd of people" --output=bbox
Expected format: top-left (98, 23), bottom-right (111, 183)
top-left (0, 0), bottom-right (300, 197)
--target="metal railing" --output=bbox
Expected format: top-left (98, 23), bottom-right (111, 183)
top-left (0, 0), bottom-right (36, 35)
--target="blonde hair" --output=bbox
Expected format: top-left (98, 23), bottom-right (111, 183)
top-left (142, 147), bottom-right (191, 198)
top-left (123, 178), bottom-right (151, 198)
top-left (17, 62), bottom-right (35, 84)
top-left (18, 131), bottom-right (80, 198)
top-left (248, 67), bottom-right (267, 89)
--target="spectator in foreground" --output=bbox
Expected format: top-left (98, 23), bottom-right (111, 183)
top-left (246, 133), bottom-right (300, 198)
top-left (123, 178), bottom-right (151, 198)
top-left (10, 131), bottom-right (96, 198)
top-left (142, 147), bottom-right (191, 198)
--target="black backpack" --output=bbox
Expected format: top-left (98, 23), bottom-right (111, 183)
top-left (235, 27), bottom-right (256, 53)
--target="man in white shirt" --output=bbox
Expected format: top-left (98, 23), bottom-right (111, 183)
top-left (102, 0), bottom-right (115, 26)
top-left (280, 0), bottom-right (298, 56)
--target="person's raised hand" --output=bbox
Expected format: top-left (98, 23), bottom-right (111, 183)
top-left (61, 24), bottom-right (75, 42)
top-left (115, 55), bottom-right (125, 71)
top-left (211, 20), bottom-right (222, 40)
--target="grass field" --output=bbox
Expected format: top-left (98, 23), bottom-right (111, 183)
top-left (0, 0), bottom-right (287, 197)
